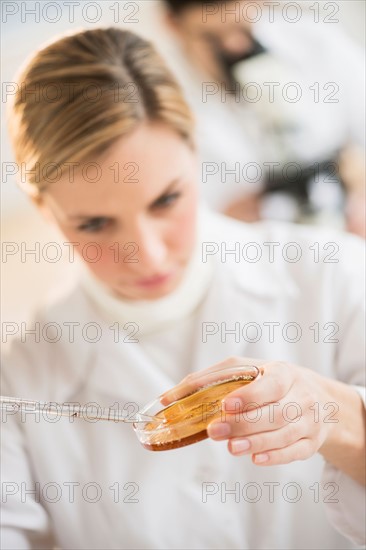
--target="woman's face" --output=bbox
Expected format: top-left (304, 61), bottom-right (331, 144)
top-left (40, 122), bottom-right (199, 300)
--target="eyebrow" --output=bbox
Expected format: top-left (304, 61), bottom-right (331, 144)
top-left (68, 178), bottom-right (183, 221)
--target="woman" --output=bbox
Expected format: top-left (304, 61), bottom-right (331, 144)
top-left (1, 28), bottom-right (365, 549)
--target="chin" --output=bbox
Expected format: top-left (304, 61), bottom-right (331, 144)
top-left (137, 287), bottom-right (175, 301)
top-left (115, 271), bottom-right (184, 301)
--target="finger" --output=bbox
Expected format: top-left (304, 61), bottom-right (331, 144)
top-left (208, 401), bottom-right (303, 440)
top-left (159, 356), bottom-right (264, 405)
top-left (222, 361), bottom-right (295, 413)
top-left (251, 438), bottom-right (315, 466)
top-left (227, 420), bottom-right (306, 456)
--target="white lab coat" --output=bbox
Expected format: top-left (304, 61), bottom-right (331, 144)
top-left (165, 15), bottom-right (365, 212)
top-left (1, 211), bottom-right (365, 549)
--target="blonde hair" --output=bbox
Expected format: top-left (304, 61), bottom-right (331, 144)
top-left (8, 27), bottom-right (195, 197)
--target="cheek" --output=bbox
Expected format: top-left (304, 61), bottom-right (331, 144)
top-left (60, 229), bottom-right (123, 280)
top-left (83, 245), bottom-right (118, 279)
top-left (83, 243), bottom-right (145, 285)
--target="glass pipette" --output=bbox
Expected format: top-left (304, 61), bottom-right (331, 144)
top-left (0, 395), bottom-right (162, 423)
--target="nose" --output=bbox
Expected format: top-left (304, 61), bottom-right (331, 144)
top-left (124, 222), bottom-right (168, 274)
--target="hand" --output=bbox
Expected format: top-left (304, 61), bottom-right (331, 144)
top-left (339, 145), bottom-right (366, 239)
top-left (160, 356), bottom-right (336, 466)
top-left (345, 192), bottom-right (366, 239)
top-left (224, 193), bottom-right (262, 223)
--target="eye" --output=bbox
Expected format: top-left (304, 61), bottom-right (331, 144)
top-left (77, 217), bottom-right (111, 233)
top-left (153, 192), bottom-right (181, 210)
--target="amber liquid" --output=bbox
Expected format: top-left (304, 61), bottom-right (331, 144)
top-left (142, 376), bottom-right (255, 451)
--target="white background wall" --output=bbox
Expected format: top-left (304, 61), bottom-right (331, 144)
top-left (1, 1), bottom-right (365, 323)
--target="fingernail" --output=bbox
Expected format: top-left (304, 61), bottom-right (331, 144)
top-left (207, 422), bottom-right (231, 439)
top-left (222, 397), bottom-right (242, 412)
top-left (254, 453), bottom-right (269, 464)
top-left (231, 439), bottom-right (251, 454)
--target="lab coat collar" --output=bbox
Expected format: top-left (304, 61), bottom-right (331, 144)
top-left (230, 252), bottom-right (300, 299)
top-left (202, 212), bottom-right (300, 300)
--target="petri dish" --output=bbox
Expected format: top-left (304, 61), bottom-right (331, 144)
top-left (133, 365), bottom-right (260, 451)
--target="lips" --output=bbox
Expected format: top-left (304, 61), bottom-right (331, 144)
top-left (135, 272), bottom-right (174, 288)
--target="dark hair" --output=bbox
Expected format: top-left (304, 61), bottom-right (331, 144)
top-left (163, 0), bottom-right (225, 15)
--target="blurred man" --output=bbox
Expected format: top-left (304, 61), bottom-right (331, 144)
top-left (162, 0), bottom-right (365, 237)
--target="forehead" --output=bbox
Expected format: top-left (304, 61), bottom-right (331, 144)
top-left (42, 123), bottom-right (194, 213)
